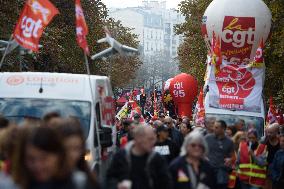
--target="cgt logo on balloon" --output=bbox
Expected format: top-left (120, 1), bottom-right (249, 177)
top-left (221, 16), bottom-right (255, 65)
top-left (215, 65), bottom-right (255, 110)
top-left (169, 73), bottom-right (198, 118)
top-left (173, 82), bottom-right (186, 98)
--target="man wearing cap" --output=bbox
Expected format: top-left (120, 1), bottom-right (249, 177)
top-left (106, 125), bottom-right (173, 189)
top-left (158, 112), bottom-right (165, 122)
top-left (164, 116), bottom-right (183, 149)
top-left (154, 124), bottom-right (179, 164)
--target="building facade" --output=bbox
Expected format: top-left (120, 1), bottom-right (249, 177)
top-left (109, 0), bottom-right (184, 58)
top-left (109, 0), bottom-right (184, 89)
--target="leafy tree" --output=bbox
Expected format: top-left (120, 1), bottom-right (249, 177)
top-left (175, 0), bottom-right (212, 86)
top-left (262, 0), bottom-right (284, 108)
top-left (0, 0), bottom-right (141, 88)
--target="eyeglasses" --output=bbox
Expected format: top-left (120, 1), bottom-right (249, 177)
top-left (190, 143), bottom-right (203, 149)
top-left (165, 122), bottom-right (171, 125)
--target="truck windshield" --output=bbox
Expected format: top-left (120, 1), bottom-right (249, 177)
top-left (0, 98), bottom-right (91, 138)
top-left (206, 113), bottom-right (265, 138)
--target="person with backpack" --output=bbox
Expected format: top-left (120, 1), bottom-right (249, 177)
top-left (105, 125), bottom-right (172, 189)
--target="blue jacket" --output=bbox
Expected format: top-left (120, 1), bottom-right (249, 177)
top-left (270, 149), bottom-right (284, 182)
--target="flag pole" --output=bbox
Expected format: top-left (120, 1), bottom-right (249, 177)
top-left (84, 52), bottom-right (90, 75)
top-left (0, 34), bottom-right (13, 70)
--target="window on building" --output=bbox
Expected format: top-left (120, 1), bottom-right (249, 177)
top-left (146, 29), bottom-right (149, 39)
top-left (165, 23), bottom-right (171, 35)
top-left (151, 30), bottom-right (153, 39)
top-left (172, 50), bottom-right (177, 57)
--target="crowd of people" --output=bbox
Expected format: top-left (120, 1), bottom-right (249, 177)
top-left (0, 114), bottom-right (99, 189)
top-left (0, 112), bottom-right (284, 189)
top-left (114, 115), bottom-right (284, 189)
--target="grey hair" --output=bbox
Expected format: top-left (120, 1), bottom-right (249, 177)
top-left (268, 123), bottom-right (279, 130)
top-left (180, 130), bottom-right (209, 157)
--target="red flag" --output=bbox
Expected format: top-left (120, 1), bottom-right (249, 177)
top-left (129, 100), bottom-right (145, 123)
top-left (152, 88), bottom-right (159, 118)
top-left (13, 0), bottom-right (59, 52)
top-left (195, 89), bottom-right (205, 126)
top-left (75, 0), bottom-right (89, 55)
top-left (266, 96), bottom-right (277, 125)
top-left (211, 32), bottom-right (222, 66)
top-left (250, 39), bottom-right (264, 68)
top-left (276, 109), bottom-right (284, 125)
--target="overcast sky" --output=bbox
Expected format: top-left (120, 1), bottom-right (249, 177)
top-left (101, 0), bottom-right (182, 9)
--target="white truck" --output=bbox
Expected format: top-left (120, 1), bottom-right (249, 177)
top-left (0, 72), bottom-right (116, 171)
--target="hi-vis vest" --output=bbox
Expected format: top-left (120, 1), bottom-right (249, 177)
top-left (227, 152), bottom-right (237, 189)
top-left (238, 141), bottom-right (267, 187)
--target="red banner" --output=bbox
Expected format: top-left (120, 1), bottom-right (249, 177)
top-left (195, 89), bottom-right (205, 126)
top-left (75, 0), bottom-right (89, 54)
top-left (102, 96), bottom-right (115, 126)
top-left (13, 0), bottom-right (59, 52)
top-left (221, 16), bottom-right (255, 65)
top-left (208, 62), bottom-right (264, 112)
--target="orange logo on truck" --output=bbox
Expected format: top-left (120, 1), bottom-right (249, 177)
top-left (6, 76), bottom-right (25, 86)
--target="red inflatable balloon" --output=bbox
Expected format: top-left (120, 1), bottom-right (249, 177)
top-left (169, 73), bottom-right (198, 118)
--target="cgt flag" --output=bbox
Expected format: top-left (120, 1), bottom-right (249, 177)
top-left (250, 39), bottom-right (264, 68)
top-left (211, 31), bottom-right (222, 67)
top-left (13, 0), bottom-right (59, 52)
top-left (195, 89), bottom-right (205, 127)
top-left (266, 96), bottom-right (277, 125)
top-left (75, 0), bottom-right (89, 55)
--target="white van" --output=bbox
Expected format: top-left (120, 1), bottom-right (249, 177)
top-left (0, 72), bottom-right (116, 170)
top-left (204, 93), bottom-right (266, 137)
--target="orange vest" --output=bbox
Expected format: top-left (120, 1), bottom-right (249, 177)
top-left (238, 141), bottom-right (251, 183)
top-left (249, 144), bottom-right (267, 187)
top-left (238, 141), bottom-right (267, 187)
top-left (227, 152), bottom-right (237, 189)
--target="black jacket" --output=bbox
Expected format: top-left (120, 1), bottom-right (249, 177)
top-left (154, 139), bottom-right (179, 164)
top-left (105, 141), bottom-right (173, 189)
top-left (169, 127), bottom-right (183, 149)
top-left (28, 171), bottom-right (96, 189)
top-left (169, 156), bottom-right (217, 189)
